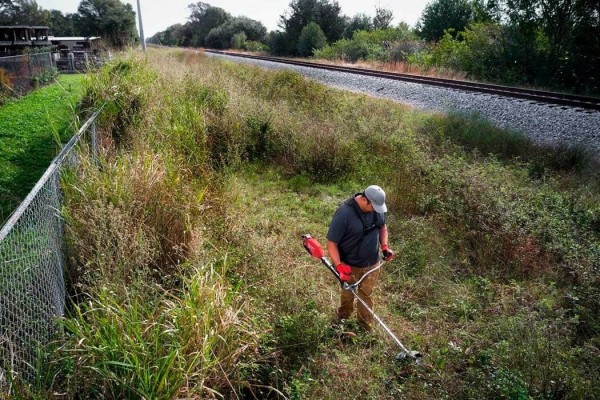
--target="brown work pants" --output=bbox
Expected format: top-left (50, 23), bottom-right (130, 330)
top-left (337, 264), bottom-right (380, 330)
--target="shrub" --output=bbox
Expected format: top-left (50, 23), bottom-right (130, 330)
top-left (205, 25), bottom-right (229, 49)
top-left (314, 28), bottom-right (422, 62)
top-left (389, 40), bottom-right (427, 63)
top-left (81, 57), bottom-right (153, 146)
top-left (231, 31), bottom-right (247, 49)
top-left (243, 40), bottom-right (268, 52)
top-left (267, 30), bottom-right (291, 56)
top-left (0, 67), bottom-right (14, 104)
top-left (274, 302), bottom-right (329, 368)
top-left (63, 152), bottom-right (204, 292)
top-left (297, 22), bottom-right (327, 57)
top-left (0, 67), bottom-right (13, 88)
top-left (31, 68), bottom-right (58, 88)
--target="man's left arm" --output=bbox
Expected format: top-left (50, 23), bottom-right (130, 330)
top-left (379, 224), bottom-right (394, 261)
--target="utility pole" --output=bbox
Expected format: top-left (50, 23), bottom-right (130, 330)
top-left (136, 0), bottom-right (146, 51)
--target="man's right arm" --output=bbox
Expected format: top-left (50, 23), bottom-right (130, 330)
top-left (327, 240), bottom-right (341, 267)
top-left (328, 240), bottom-right (352, 282)
top-left (327, 205), bottom-right (348, 267)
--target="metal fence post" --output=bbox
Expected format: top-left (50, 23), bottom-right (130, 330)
top-left (91, 120), bottom-right (98, 164)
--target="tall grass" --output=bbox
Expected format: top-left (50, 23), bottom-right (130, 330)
top-left (17, 54), bottom-right (260, 398)
top-left (192, 49), bottom-right (596, 398)
top-left (55, 262), bottom-right (254, 399)
top-left (422, 111), bottom-right (598, 175)
top-left (12, 48), bottom-right (597, 399)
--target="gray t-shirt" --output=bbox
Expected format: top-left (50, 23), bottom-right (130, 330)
top-left (327, 197), bottom-right (385, 267)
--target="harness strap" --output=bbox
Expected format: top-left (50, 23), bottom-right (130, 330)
top-left (345, 197), bottom-right (381, 262)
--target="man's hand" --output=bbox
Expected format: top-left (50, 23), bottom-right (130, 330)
top-left (335, 263), bottom-right (352, 282)
top-left (381, 244), bottom-right (394, 261)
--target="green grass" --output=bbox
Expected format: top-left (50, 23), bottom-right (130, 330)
top-left (8, 49), bottom-right (597, 399)
top-left (0, 74), bottom-right (85, 223)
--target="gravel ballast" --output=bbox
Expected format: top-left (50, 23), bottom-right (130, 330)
top-left (208, 53), bottom-right (600, 156)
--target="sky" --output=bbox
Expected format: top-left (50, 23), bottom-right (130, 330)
top-left (36, 0), bottom-right (431, 38)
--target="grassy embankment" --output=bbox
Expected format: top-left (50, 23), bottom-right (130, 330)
top-left (0, 74), bottom-right (85, 223)
top-left (11, 48), bottom-right (598, 399)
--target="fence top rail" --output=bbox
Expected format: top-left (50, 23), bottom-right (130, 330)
top-left (0, 105), bottom-right (104, 242)
top-left (0, 52), bottom-right (51, 61)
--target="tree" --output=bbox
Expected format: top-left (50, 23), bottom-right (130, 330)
top-left (14, 0), bottom-right (50, 25)
top-left (49, 10), bottom-right (77, 36)
top-left (540, 0), bottom-right (600, 93)
top-left (222, 16), bottom-right (267, 42)
top-left (373, 6), bottom-right (393, 30)
top-left (417, 0), bottom-right (474, 41)
top-left (0, 0), bottom-right (11, 15)
top-left (267, 30), bottom-right (289, 55)
top-left (204, 16), bottom-right (266, 49)
top-left (568, 0), bottom-right (600, 93)
top-left (76, 0), bottom-right (137, 48)
top-left (471, 0), bottom-right (503, 22)
top-left (539, 0), bottom-right (578, 62)
top-left (147, 23), bottom-right (185, 46)
top-left (297, 21), bottom-right (327, 56)
top-left (204, 25), bottom-right (228, 48)
top-left (343, 13), bottom-right (373, 38)
top-left (187, 2), bottom-right (231, 47)
top-left (278, 0), bottom-right (346, 54)
top-left (0, 0), bottom-right (17, 24)
top-left (0, 0), bottom-right (51, 25)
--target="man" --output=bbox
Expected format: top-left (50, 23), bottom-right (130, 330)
top-left (327, 185), bottom-right (394, 332)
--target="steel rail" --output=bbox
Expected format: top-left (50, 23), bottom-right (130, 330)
top-left (205, 49), bottom-right (600, 111)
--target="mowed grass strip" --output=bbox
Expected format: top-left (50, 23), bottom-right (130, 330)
top-left (0, 74), bottom-right (85, 222)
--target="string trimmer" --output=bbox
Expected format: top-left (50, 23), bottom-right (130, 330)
top-left (302, 234), bottom-right (423, 365)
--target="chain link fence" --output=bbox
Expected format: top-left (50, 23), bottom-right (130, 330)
top-left (0, 53), bottom-right (54, 95)
top-left (0, 109), bottom-right (101, 387)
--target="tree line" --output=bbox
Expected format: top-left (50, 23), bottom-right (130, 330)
top-left (2, 0), bottom-right (597, 94)
top-left (0, 0), bottom-right (137, 48)
top-left (146, 2), bottom-right (268, 52)
top-left (149, 0), bottom-right (599, 95)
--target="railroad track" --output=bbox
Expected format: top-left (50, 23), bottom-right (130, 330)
top-left (205, 49), bottom-right (600, 112)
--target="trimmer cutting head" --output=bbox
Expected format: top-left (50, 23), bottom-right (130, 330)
top-left (396, 350), bottom-right (424, 367)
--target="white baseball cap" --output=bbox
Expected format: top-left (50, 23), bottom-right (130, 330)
top-left (364, 185), bottom-right (387, 213)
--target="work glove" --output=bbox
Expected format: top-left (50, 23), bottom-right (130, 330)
top-left (381, 244), bottom-right (395, 261)
top-left (335, 263), bottom-right (352, 282)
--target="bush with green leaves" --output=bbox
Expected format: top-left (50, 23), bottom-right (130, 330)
top-left (243, 40), bottom-right (269, 52)
top-left (206, 16), bottom-right (267, 49)
top-left (231, 31), bottom-right (247, 49)
top-left (31, 68), bottom-right (58, 88)
top-left (297, 22), bottom-right (327, 57)
top-left (314, 27), bottom-right (422, 62)
top-left (416, 0), bottom-right (474, 42)
top-left (418, 29), bottom-right (468, 71)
